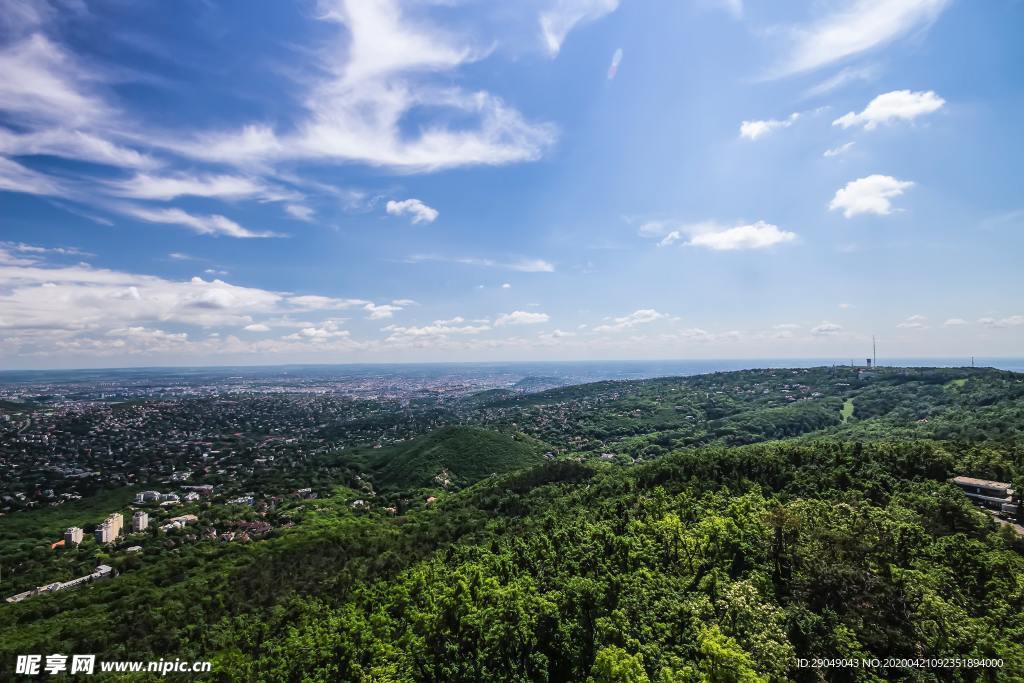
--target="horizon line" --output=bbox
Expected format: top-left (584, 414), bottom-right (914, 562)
top-left (1, 355), bottom-right (1019, 375)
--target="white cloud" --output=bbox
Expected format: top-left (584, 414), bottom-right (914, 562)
top-left (364, 303), bottom-right (401, 320)
top-left (594, 309), bottom-right (666, 332)
top-left (811, 322), bottom-right (842, 335)
top-left (285, 204), bottom-right (315, 221)
top-left (943, 318), bottom-right (967, 326)
top-left (978, 315), bottom-right (1024, 329)
top-left (803, 65), bottom-right (878, 98)
top-left (105, 173), bottom-right (271, 201)
top-left (769, 0), bottom-right (950, 78)
top-left (288, 295), bottom-right (370, 310)
top-left (406, 254), bottom-right (555, 272)
top-left (658, 231), bottom-right (683, 247)
top-left (381, 319), bottom-right (491, 342)
top-left (283, 320), bottom-right (351, 342)
top-left (0, 33), bottom-right (110, 126)
top-left (386, 198), bottom-right (438, 224)
top-left (688, 221), bottom-right (797, 250)
top-left (0, 155), bottom-right (63, 195)
top-left (637, 220), bottom-right (670, 238)
top-left (897, 314), bottom-right (927, 328)
top-left (739, 113), bottom-right (799, 140)
top-left (833, 90), bottom-right (945, 129)
top-left (501, 283), bottom-right (511, 289)
top-left (829, 175), bottom-right (913, 218)
top-left (160, 0), bottom-right (556, 172)
top-left (0, 128), bottom-right (157, 169)
top-left (823, 141), bottom-right (855, 157)
top-left (644, 219), bottom-right (797, 251)
top-left (540, 0), bottom-right (620, 56)
top-left (243, 323), bottom-right (271, 332)
top-left (495, 310), bottom-right (550, 326)
top-left (117, 205), bottom-right (281, 238)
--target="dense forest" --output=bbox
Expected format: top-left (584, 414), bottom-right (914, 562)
top-left (1, 366), bottom-right (1022, 681)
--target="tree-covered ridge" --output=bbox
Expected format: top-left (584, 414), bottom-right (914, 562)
top-left (469, 366), bottom-right (1024, 454)
top-left (0, 366), bottom-right (1022, 681)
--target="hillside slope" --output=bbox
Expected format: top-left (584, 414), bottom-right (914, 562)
top-left (370, 426), bottom-right (549, 489)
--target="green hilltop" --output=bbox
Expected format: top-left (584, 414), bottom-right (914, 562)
top-left (368, 425), bottom-right (550, 490)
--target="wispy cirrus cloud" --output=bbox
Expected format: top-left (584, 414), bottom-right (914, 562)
top-left (540, 0), bottom-right (619, 56)
top-left (766, 0), bottom-right (950, 78)
top-left (117, 205), bottom-right (282, 239)
top-left (157, 0), bottom-right (556, 172)
top-left (405, 254), bottom-right (555, 272)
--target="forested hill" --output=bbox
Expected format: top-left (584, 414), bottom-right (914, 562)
top-left (1, 366), bottom-right (1022, 682)
top-left (466, 365), bottom-right (1024, 454)
top-left (366, 426), bottom-right (549, 489)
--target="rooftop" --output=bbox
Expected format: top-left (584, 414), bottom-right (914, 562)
top-left (952, 476), bottom-right (1013, 491)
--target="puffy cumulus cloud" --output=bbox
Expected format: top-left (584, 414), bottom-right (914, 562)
top-left (688, 221), bottom-right (796, 251)
top-left (768, 0), bottom-right (950, 78)
top-left (287, 295), bottom-right (371, 311)
top-left (943, 318), bottom-right (968, 327)
top-left (978, 315), bottom-right (1024, 329)
top-left (107, 326), bottom-right (189, 346)
top-left (382, 319), bottom-right (491, 342)
top-left (363, 303), bottom-right (402, 320)
top-left (594, 309), bottom-right (666, 332)
top-left (386, 198), bottom-right (438, 224)
top-left (829, 175), bottom-right (913, 218)
top-left (643, 220), bottom-right (796, 251)
top-left (283, 320), bottom-right (350, 342)
top-left (739, 113), bottom-right (799, 140)
top-left (897, 314), bottom-right (927, 329)
top-left (540, 0), bottom-right (620, 56)
top-left (494, 310), bottom-right (550, 326)
top-left (811, 322), bottom-right (842, 335)
top-left (0, 269), bottom-right (281, 332)
top-left (0, 246), bottom-right (405, 359)
top-left (833, 90), bottom-right (945, 130)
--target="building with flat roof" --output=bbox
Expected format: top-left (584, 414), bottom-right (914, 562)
top-left (132, 510), bottom-right (148, 532)
top-left (952, 475), bottom-right (1020, 519)
top-left (94, 512), bottom-right (123, 544)
top-left (64, 527), bottom-right (84, 546)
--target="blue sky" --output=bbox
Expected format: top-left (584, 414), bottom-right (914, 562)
top-left (1, 0), bottom-right (1022, 368)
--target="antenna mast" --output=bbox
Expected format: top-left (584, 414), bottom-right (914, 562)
top-left (872, 336), bottom-right (877, 367)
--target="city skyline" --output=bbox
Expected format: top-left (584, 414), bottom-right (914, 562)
top-left (2, 0), bottom-right (1023, 369)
